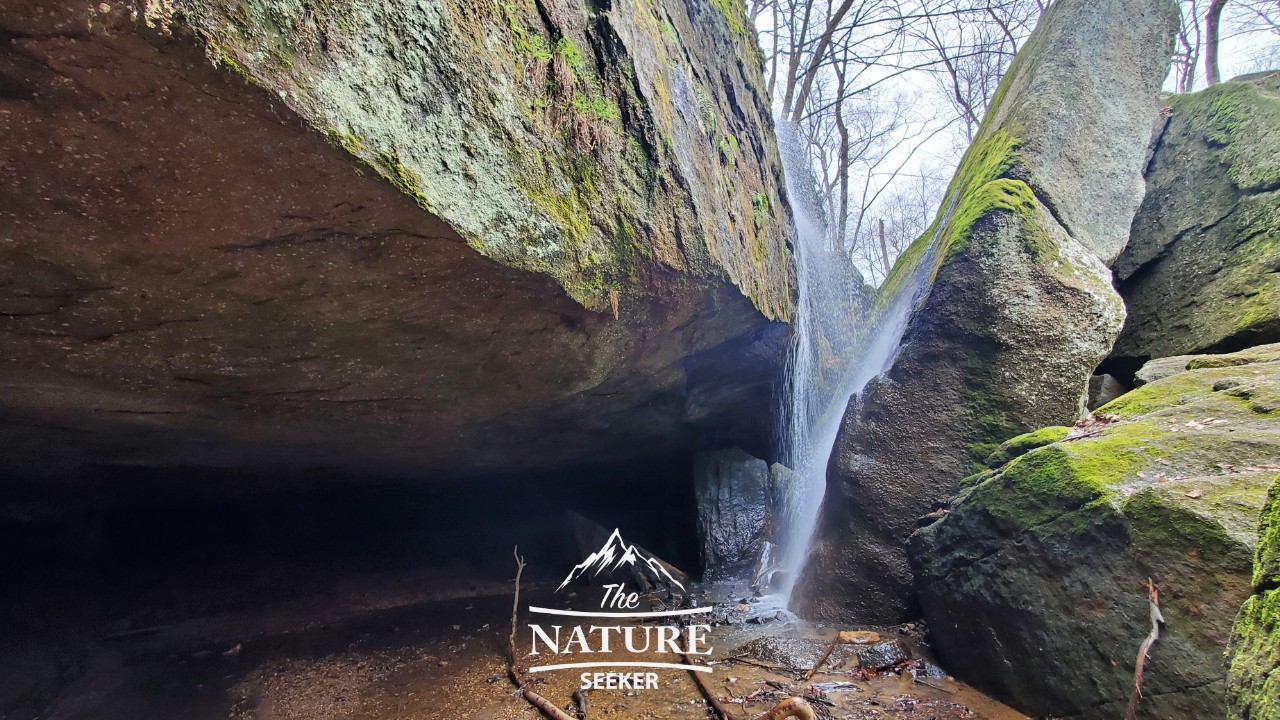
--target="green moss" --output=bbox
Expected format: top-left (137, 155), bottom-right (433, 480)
top-left (876, 129), bottom-right (1025, 306)
top-left (708, 0), bottom-right (748, 37)
top-left (752, 192), bottom-right (769, 231)
top-left (500, 2), bottom-right (552, 62)
top-left (1171, 79), bottom-right (1280, 191)
top-left (572, 92), bottom-right (621, 121)
top-left (968, 446), bottom-right (1116, 534)
top-left (1256, 477), bottom-right (1280, 588)
top-left (373, 150), bottom-right (430, 209)
top-left (554, 36), bottom-right (586, 70)
top-left (1096, 371), bottom-right (1210, 416)
top-left (986, 426), bottom-right (1072, 468)
top-left (1122, 489), bottom-right (1240, 559)
top-left (1228, 588), bottom-right (1280, 720)
top-left (519, 181), bottom-right (591, 246)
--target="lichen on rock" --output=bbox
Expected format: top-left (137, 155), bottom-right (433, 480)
top-left (1113, 72), bottom-right (1280, 362)
top-left (911, 348), bottom-right (1280, 720)
top-left (179, 0), bottom-right (791, 318)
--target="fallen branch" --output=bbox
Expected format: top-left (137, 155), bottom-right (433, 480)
top-left (805, 630), bottom-right (880, 679)
top-left (1124, 578), bottom-right (1164, 720)
top-left (681, 651), bottom-right (734, 720)
top-left (509, 547), bottom-right (578, 720)
top-left (805, 639), bottom-right (837, 681)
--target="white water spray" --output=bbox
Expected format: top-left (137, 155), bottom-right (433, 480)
top-left (773, 121), bottom-right (951, 608)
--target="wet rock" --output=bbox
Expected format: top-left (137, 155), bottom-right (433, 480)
top-left (734, 636), bottom-right (855, 670)
top-left (855, 640), bottom-right (911, 671)
top-left (1113, 73), bottom-right (1280, 362)
top-left (694, 449), bottom-right (775, 579)
top-left (1088, 374), bottom-right (1129, 410)
top-left (749, 540), bottom-right (784, 592)
top-left (794, 0), bottom-right (1179, 624)
top-left (910, 347), bottom-right (1280, 720)
top-left (0, 0), bottom-right (790, 482)
top-left (1228, 475), bottom-right (1280, 720)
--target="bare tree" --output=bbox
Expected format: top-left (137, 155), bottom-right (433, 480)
top-left (1206, 0), bottom-right (1232, 84)
top-left (1174, 0), bottom-right (1280, 91)
top-left (757, 0), bottom-right (1049, 278)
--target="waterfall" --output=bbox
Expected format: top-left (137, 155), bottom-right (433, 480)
top-left (772, 121), bottom-right (950, 608)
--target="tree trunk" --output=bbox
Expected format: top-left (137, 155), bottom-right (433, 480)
top-left (789, 0), bottom-right (857, 121)
top-left (834, 61), bottom-right (850, 254)
top-left (1206, 0), bottom-right (1229, 86)
top-left (878, 218), bottom-right (890, 277)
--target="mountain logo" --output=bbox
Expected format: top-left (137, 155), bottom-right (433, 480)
top-left (556, 528), bottom-right (686, 592)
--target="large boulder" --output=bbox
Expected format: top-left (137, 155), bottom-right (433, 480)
top-left (693, 448), bottom-right (774, 579)
top-left (1113, 73), bottom-right (1280, 364)
top-left (792, 0), bottom-right (1179, 623)
top-left (911, 349), bottom-right (1280, 720)
top-left (0, 0), bottom-right (790, 482)
top-left (1229, 475), bottom-right (1280, 720)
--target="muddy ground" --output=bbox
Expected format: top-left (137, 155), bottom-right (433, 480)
top-left (0, 480), bottom-right (1026, 720)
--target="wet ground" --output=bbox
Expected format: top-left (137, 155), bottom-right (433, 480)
top-left (1, 478), bottom-right (1025, 719)
top-left (3, 571), bottom-right (1028, 720)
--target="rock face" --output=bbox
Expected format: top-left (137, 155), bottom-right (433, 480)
top-left (1229, 475), bottom-right (1280, 720)
top-left (0, 0), bottom-right (790, 482)
top-left (694, 448), bottom-right (774, 578)
top-left (792, 0), bottom-right (1179, 623)
top-left (911, 348), bottom-right (1280, 720)
top-left (1113, 73), bottom-right (1280, 363)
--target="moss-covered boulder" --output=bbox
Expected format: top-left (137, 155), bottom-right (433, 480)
top-left (177, 0), bottom-right (793, 316)
top-left (791, 0), bottom-right (1179, 623)
top-left (1112, 73), bottom-right (1280, 363)
top-left (0, 0), bottom-right (790, 480)
top-left (1228, 476), bottom-right (1280, 720)
top-left (910, 350), bottom-right (1280, 719)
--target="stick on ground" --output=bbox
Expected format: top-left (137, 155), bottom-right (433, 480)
top-left (1124, 578), bottom-right (1164, 720)
top-left (509, 547), bottom-right (578, 720)
top-left (681, 650), bottom-right (734, 720)
top-left (805, 638), bottom-right (838, 680)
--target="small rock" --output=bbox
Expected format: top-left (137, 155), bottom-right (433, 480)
top-left (837, 630), bottom-right (881, 645)
top-left (856, 639), bottom-right (911, 670)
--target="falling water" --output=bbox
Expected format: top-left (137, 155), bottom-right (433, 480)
top-left (773, 121), bottom-right (951, 607)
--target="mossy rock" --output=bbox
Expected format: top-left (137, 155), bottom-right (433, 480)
top-left (911, 350), bottom-right (1280, 719)
top-left (1228, 476), bottom-right (1280, 720)
top-left (177, 0), bottom-right (792, 318)
top-left (1113, 73), bottom-right (1280, 362)
top-left (792, 0), bottom-right (1178, 624)
top-left (984, 426), bottom-right (1071, 468)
